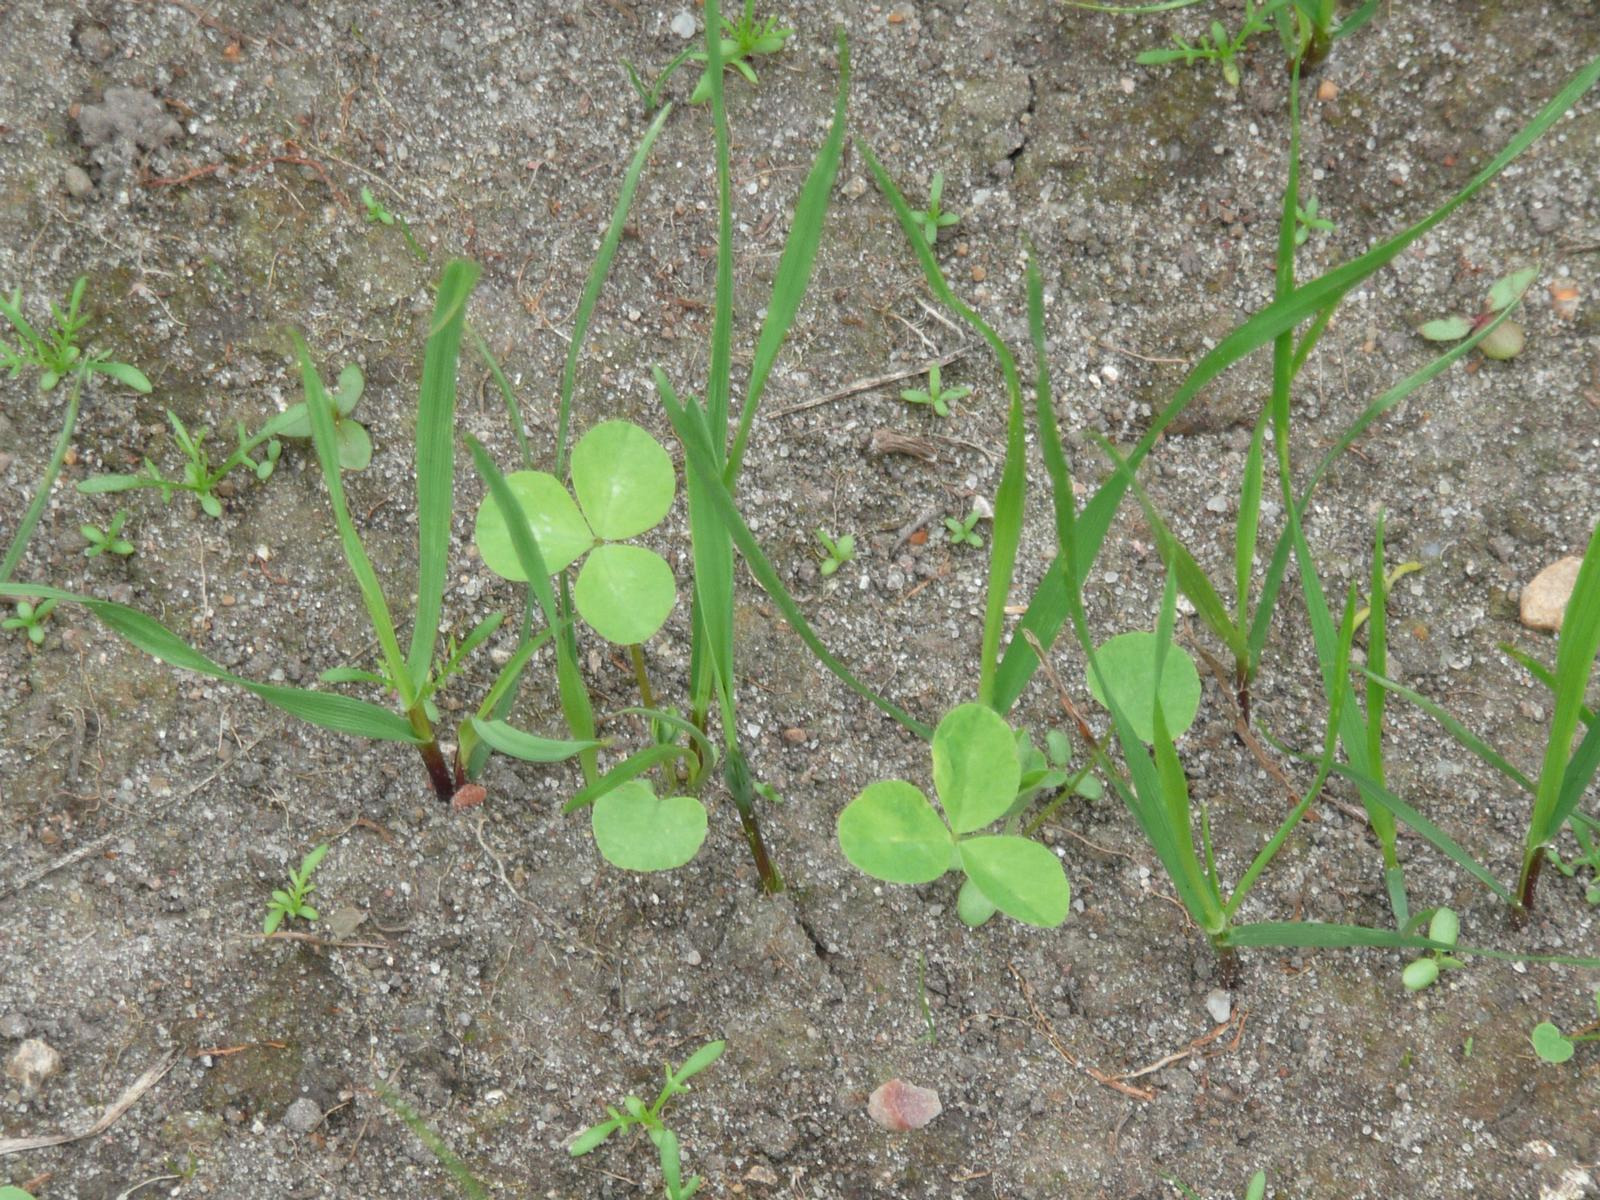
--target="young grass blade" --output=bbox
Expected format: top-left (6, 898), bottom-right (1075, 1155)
top-left (466, 718), bottom-right (601, 763)
top-left (555, 103), bottom-right (672, 476)
top-left (993, 54), bottom-right (1600, 714)
top-left (1358, 667), bottom-right (1536, 794)
top-left (293, 334), bottom-right (414, 708)
top-left (562, 744), bottom-right (692, 814)
top-left (457, 625), bottom-right (555, 780)
top-left (466, 437), bottom-right (598, 780)
top-left (703, 0), bottom-right (733, 447)
top-left (1500, 644), bottom-right (1597, 726)
top-left (1225, 921), bottom-right (1600, 968)
top-left (657, 370), bottom-right (932, 739)
top-left (859, 142), bottom-right (1026, 709)
top-left (377, 1086), bottom-right (489, 1200)
top-left (470, 330), bottom-right (533, 471)
top-left (407, 259), bottom-right (483, 694)
top-left (725, 32), bottom-right (850, 484)
top-left (1, 373), bottom-right (86, 583)
top-left (0, 583), bottom-right (419, 742)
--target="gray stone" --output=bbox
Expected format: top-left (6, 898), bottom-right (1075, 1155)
top-left (281, 1096), bottom-right (323, 1133)
top-left (63, 165), bottom-right (93, 197)
top-left (76, 87), bottom-right (182, 152)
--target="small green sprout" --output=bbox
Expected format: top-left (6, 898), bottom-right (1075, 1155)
top-left (944, 509), bottom-right (985, 549)
top-left (1401, 907), bottom-right (1463, 991)
top-left (1418, 266), bottom-right (1536, 361)
top-left (1542, 811), bottom-right (1600, 904)
top-left (3, 597), bottom-right (57, 645)
top-left (570, 1040), bottom-right (724, 1200)
top-left (273, 362), bottom-right (372, 470)
top-left (0, 276), bottom-right (150, 394)
top-left (0, 1187), bottom-right (40, 1200)
top-left (359, 186), bottom-right (427, 261)
top-left (1165, 1169), bottom-right (1268, 1200)
top-left (263, 842), bottom-right (330, 934)
top-left (899, 362), bottom-right (971, 417)
top-left (1294, 194), bottom-right (1334, 245)
top-left (1530, 990), bottom-right (1600, 1065)
top-left (81, 509), bottom-right (135, 558)
top-left (625, 2), bottom-right (793, 113)
top-left (815, 528), bottom-right (856, 577)
top-left (912, 171), bottom-right (960, 245)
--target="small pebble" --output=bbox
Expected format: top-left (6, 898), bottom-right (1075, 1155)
top-left (868, 1079), bottom-right (942, 1131)
top-left (4, 1038), bottom-right (61, 1091)
top-left (1204, 988), bottom-right (1232, 1024)
top-left (0, 1013), bottom-right (31, 1039)
top-left (670, 11), bottom-right (697, 39)
top-left (282, 1096), bottom-right (322, 1133)
top-left (1521, 556), bottom-right (1582, 632)
top-left (63, 165), bottom-right (94, 197)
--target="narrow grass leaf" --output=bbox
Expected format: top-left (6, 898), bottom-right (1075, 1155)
top-left (1227, 921), bottom-right (1600, 967)
top-left (467, 717), bottom-right (600, 763)
top-left (0, 583), bottom-right (419, 742)
top-left (1359, 668), bottom-right (1535, 794)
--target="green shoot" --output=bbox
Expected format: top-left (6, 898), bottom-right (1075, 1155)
top-left (81, 509), bottom-right (135, 558)
top-left (359, 185), bottom-right (427, 261)
top-left (1543, 812), bottom-right (1600, 905)
top-left (2, 597), bottom-right (57, 646)
top-left (911, 171), bottom-right (960, 245)
top-left (944, 509), bottom-right (984, 549)
top-left (1294, 194), bottom-right (1333, 245)
top-left (263, 843), bottom-right (329, 934)
top-left (899, 361), bottom-right (970, 417)
top-left (815, 528), bottom-right (856, 577)
top-left (624, 0), bottom-right (793, 113)
top-left (1164, 1168), bottom-right (1267, 1200)
top-left (1418, 266), bottom-right (1537, 361)
top-left (378, 1086), bottom-right (490, 1199)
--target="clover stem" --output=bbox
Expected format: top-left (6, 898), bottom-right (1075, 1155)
top-left (628, 644), bottom-right (657, 711)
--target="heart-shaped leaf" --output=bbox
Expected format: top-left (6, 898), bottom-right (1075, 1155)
top-left (837, 781), bottom-right (951, 884)
top-left (932, 703), bottom-right (1020, 834)
top-left (332, 363), bottom-right (364, 415)
top-left (958, 835), bottom-right (1070, 928)
top-left (1085, 631), bottom-right (1202, 743)
top-left (1530, 1021), bottom-right (1574, 1064)
top-left (591, 780), bottom-right (707, 871)
top-left (474, 470), bottom-right (593, 580)
top-left (575, 543), bottom-right (676, 644)
top-left (571, 421), bottom-right (675, 540)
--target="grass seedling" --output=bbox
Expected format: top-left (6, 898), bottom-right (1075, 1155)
top-left (570, 1040), bottom-right (724, 1200)
top-left (1530, 990), bottom-right (1600, 1064)
top-left (359, 185), bottom-right (427, 262)
top-left (911, 171), bottom-right (960, 245)
top-left (378, 1086), bottom-right (489, 1200)
top-left (1, 276), bottom-right (151, 589)
top-left (81, 509), bottom-right (134, 558)
top-left (263, 842), bottom-right (328, 934)
top-left (814, 528), bottom-right (855, 577)
top-left (1418, 266), bottom-right (1536, 361)
top-left (624, 0), bottom-right (792, 113)
top-left (899, 361), bottom-right (970, 417)
top-left (944, 509), bottom-right (984, 549)
top-left (1400, 908), bottom-right (1463, 991)
top-left (1165, 1169), bottom-right (1267, 1200)
top-left (837, 703), bottom-right (1071, 928)
top-left (2, 598), bottom-right (56, 646)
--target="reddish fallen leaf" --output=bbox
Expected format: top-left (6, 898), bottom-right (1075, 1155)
top-left (867, 1079), bottom-right (942, 1131)
top-left (451, 784), bottom-right (488, 811)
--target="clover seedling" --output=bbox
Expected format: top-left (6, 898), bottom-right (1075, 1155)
top-left (944, 509), bottom-right (984, 550)
top-left (1418, 266), bottom-right (1537, 361)
top-left (1013, 727), bottom-right (1102, 810)
top-left (838, 703), bottom-right (1071, 928)
top-left (263, 842), bottom-right (329, 934)
top-left (273, 363), bottom-right (372, 470)
top-left (3, 597), bottom-right (57, 645)
top-left (474, 420), bottom-right (677, 646)
top-left (1530, 990), bottom-right (1600, 1065)
top-left (911, 171), bottom-right (960, 245)
top-left (81, 509), bottom-right (135, 558)
top-left (1085, 631), bottom-right (1202, 744)
top-left (591, 780), bottom-right (708, 873)
top-left (1401, 907), bottom-right (1463, 991)
top-left (815, 527), bottom-right (856, 577)
top-left (571, 1040), bottom-right (724, 1200)
top-left (900, 362), bottom-right (971, 418)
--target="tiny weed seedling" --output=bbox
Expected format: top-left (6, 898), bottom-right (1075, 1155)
top-left (944, 509), bottom-right (985, 549)
top-left (570, 1040), bottom-right (724, 1200)
top-left (1400, 907), bottom-right (1463, 991)
top-left (1544, 811), bottom-right (1600, 904)
top-left (81, 509), bottom-right (135, 558)
top-left (263, 842), bottom-right (329, 934)
top-left (359, 185), bottom-right (427, 261)
top-left (815, 528), bottom-right (856, 576)
top-left (1294, 194), bottom-right (1333, 245)
top-left (900, 361), bottom-right (971, 417)
top-left (625, 0), bottom-right (793, 112)
top-left (1530, 990), bottom-right (1600, 1064)
top-left (911, 171), bottom-right (960, 246)
top-left (1165, 1169), bottom-right (1268, 1200)
top-left (1418, 266), bottom-right (1537, 361)
top-left (838, 703), bottom-right (1071, 928)
top-left (2, 598), bottom-right (56, 646)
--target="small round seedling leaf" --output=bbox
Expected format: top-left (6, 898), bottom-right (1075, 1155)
top-left (1085, 631), bottom-right (1202, 743)
top-left (1417, 316), bottom-right (1473, 341)
top-left (1530, 1022), bottom-right (1575, 1064)
top-left (1486, 267), bottom-right (1538, 313)
top-left (332, 363), bottom-right (364, 415)
top-left (957, 836), bottom-right (1070, 928)
top-left (591, 780), bottom-right (707, 871)
top-left (955, 877), bottom-right (998, 927)
top-left (571, 420), bottom-right (675, 540)
top-left (574, 543), bottom-right (676, 644)
top-left (932, 703), bottom-right (1020, 834)
top-left (837, 781), bottom-right (952, 884)
top-left (335, 420), bottom-right (372, 471)
top-left (473, 470), bottom-right (593, 580)
top-left (1401, 958), bottom-right (1439, 991)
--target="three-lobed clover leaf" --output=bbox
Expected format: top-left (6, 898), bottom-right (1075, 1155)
top-left (837, 703), bottom-right (1070, 928)
top-left (473, 421), bottom-right (677, 645)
